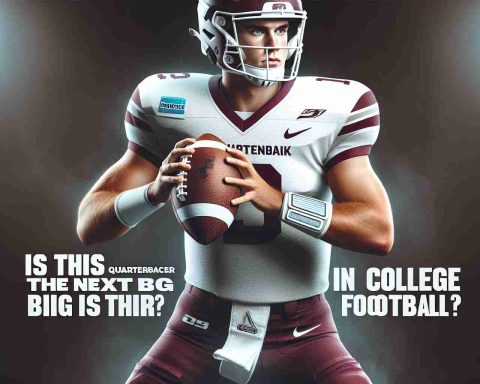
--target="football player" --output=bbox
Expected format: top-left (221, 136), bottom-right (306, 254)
top-left (77, 1), bottom-right (393, 383)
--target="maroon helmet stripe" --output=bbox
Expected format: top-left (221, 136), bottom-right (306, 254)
top-left (339, 115), bottom-right (379, 135)
top-left (204, 0), bottom-right (303, 12)
top-left (208, 75), bottom-right (295, 132)
top-left (325, 145), bottom-right (372, 172)
top-left (351, 90), bottom-right (377, 112)
top-left (128, 141), bottom-right (162, 167)
top-left (125, 111), bottom-right (153, 132)
top-left (131, 88), bottom-right (142, 108)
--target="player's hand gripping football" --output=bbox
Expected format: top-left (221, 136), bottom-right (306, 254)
top-left (224, 147), bottom-right (284, 217)
top-left (147, 138), bottom-right (196, 205)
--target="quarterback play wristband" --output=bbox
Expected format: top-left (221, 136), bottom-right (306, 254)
top-left (114, 183), bottom-right (165, 228)
top-left (280, 192), bottom-right (332, 238)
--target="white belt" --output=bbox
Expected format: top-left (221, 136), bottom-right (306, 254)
top-left (213, 303), bottom-right (270, 384)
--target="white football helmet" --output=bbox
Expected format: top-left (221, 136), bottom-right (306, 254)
top-left (190, 0), bottom-right (307, 87)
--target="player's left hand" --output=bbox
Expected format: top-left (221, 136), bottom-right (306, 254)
top-left (224, 147), bottom-right (284, 217)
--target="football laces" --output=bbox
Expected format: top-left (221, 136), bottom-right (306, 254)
top-left (175, 154), bottom-right (192, 202)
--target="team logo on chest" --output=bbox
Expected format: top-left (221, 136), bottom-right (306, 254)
top-left (297, 109), bottom-right (326, 120)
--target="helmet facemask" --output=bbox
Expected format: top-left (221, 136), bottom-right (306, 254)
top-left (192, 1), bottom-right (307, 87)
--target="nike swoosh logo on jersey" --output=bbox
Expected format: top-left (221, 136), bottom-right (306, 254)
top-left (293, 324), bottom-right (321, 338)
top-left (284, 127), bottom-right (312, 139)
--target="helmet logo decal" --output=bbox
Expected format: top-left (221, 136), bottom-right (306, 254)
top-left (263, 2), bottom-right (294, 12)
top-left (272, 3), bottom-right (287, 10)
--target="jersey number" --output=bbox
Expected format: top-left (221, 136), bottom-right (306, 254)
top-left (223, 164), bottom-right (281, 244)
top-left (157, 73), bottom-right (191, 80)
top-left (316, 77), bottom-right (350, 85)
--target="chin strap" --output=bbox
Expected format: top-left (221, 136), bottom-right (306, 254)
top-left (244, 65), bottom-right (285, 87)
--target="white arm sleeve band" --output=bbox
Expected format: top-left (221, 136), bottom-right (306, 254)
top-left (114, 183), bottom-right (165, 228)
top-left (280, 192), bottom-right (333, 239)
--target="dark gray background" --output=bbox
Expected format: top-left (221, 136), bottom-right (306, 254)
top-left (1, 1), bottom-right (479, 383)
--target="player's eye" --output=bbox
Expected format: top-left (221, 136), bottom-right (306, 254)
top-left (250, 28), bottom-right (264, 36)
top-left (276, 26), bottom-right (288, 35)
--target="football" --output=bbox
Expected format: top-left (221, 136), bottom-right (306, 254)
top-left (170, 133), bottom-right (242, 245)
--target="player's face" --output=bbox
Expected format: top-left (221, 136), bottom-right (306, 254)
top-left (236, 19), bottom-right (289, 68)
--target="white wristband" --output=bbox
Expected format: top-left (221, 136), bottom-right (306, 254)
top-left (280, 192), bottom-right (332, 239)
top-left (114, 183), bottom-right (165, 228)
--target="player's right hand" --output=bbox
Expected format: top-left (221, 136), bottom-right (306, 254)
top-left (147, 138), bottom-right (196, 205)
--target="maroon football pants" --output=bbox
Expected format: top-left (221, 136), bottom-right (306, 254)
top-left (126, 284), bottom-right (372, 384)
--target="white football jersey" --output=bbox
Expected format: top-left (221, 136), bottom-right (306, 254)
top-left (124, 73), bottom-right (380, 303)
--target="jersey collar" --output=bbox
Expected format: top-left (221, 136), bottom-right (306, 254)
top-left (208, 75), bottom-right (295, 133)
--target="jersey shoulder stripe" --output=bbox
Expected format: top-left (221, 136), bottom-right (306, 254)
top-left (318, 78), bottom-right (380, 171)
top-left (125, 110), bottom-right (152, 132)
top-left (127, 142), bottom-right (162, 167)
top-left (352, 90), bottom-right (377, 112)
top-left (324, 145), bottom-right (372, 171)
top-left (339, 114), bottom-right (380, 136)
